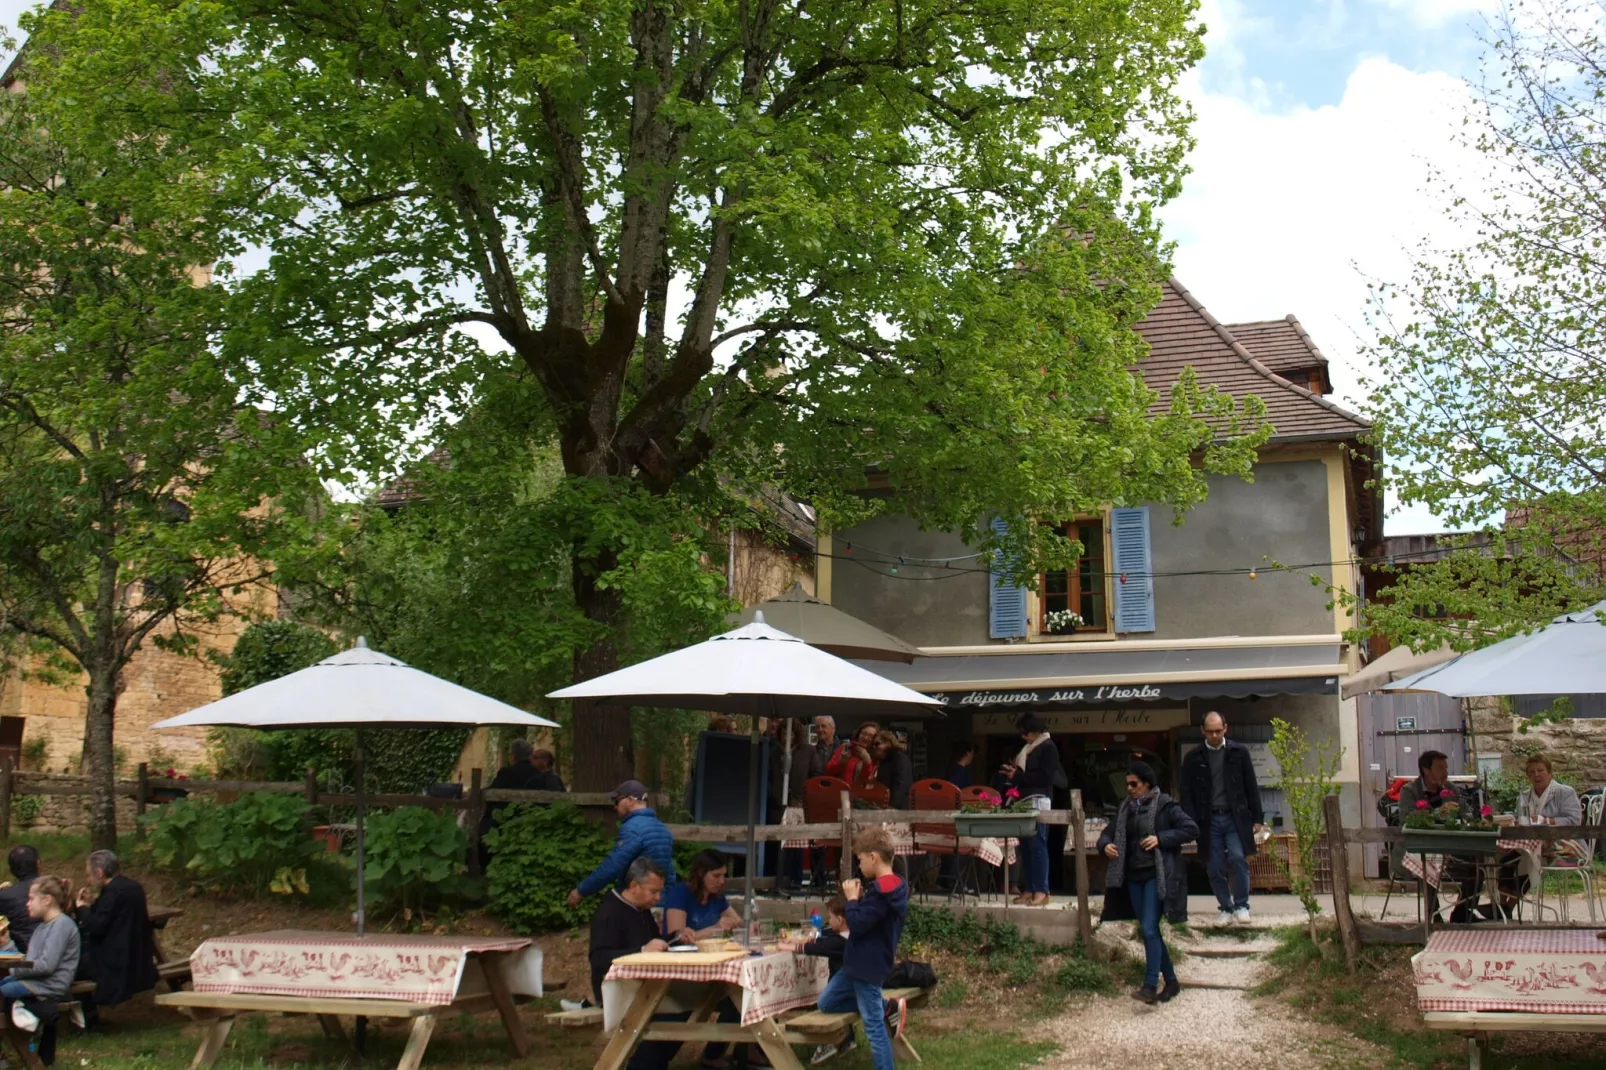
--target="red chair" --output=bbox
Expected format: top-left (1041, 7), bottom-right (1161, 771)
top-left (961, 785), bottom-right (1002, 809)
top-left (955, 785), bottom-right (1003, 900)
top-left (851, 781), bottom-right (891, 809)
top-left (912, 779), bottom-right (962, 855)
top-left (804, 776), bottom-right (853, 884)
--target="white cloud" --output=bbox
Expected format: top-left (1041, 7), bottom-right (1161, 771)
top-left (1161, 56), bottom-right (1490, 535)
top-left (1368, 0), bottom-right (1495, 29)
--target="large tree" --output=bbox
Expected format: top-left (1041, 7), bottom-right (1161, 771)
top-left (1361, 0), bottom-right (1606, 650)
top-left (0, 61), bottom-right (330, 847)
top-left (32, 0), bottom-right (1268, 788)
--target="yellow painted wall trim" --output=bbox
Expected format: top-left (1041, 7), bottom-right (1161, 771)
top-left (1320, 449), bottom-right (1357, 645)
top-left (816, 532), bottom-right (833, 604)
top-left (901, 663), bottom-right (1347, 692)
top-left (918, 633), bottom-right (1345, 656)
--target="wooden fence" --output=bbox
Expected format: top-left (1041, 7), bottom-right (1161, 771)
top-left (0, 766), bottom-right (1100, 943)
top-left (1322, 795), bottom-right (1606, 970)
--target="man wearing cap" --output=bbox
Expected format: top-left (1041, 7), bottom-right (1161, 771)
top-left (567, 781), bottom-right (677, 909)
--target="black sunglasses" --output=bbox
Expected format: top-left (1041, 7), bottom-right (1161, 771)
top-left (1125, 779), bottom-right (1141, 788)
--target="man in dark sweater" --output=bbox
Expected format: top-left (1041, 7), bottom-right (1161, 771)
top-left (0, 844), bottom-right (42, 953)
top-left (816, 828), bottom-right (909, 1070)
top-left (589, 858), bottom-right (687, 1070)
top-left (76, 849), bottom-right (159, 1015)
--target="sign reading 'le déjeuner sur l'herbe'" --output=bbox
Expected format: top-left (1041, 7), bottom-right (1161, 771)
top-left (949, 684), bottom-right (1164, 707)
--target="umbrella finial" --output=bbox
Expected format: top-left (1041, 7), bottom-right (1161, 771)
top-left (753, 610), bottom-right (767, 625)
top-left (355, 635), bottom-right (369, 649)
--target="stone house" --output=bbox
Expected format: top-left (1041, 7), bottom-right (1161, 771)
top-left (819, 278), bottom-right (1383, 882)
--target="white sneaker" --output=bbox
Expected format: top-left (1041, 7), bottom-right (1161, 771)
top-left (69, 1003), bottom-right (87, 1030)
top-left (1214, 910), bottom-right (1234, 927)
top-left (559, 999), bottom-right (590, 1013)
top-left (810, 1043), bottom-right (841, 1064)
top-left (1233, 907), bottom-right (1252, 925)
top-left (9, 1003), bottom-right (38, 1032)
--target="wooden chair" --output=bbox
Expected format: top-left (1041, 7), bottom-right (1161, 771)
top-left (804, 776), bottom-right (852, 887)
top-left (960, 786), bottom-right (1001, 809)
top-left (911, 779), bottom-right (962, 899)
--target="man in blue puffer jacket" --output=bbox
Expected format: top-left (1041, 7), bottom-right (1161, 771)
top-left (568, 781), bottom-right (678, 908)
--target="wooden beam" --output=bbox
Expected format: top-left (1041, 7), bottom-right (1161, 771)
top-left (1070, 790), bottom-right (1093, 949)
top-left (1323, 794), bottom-right (1359, 971)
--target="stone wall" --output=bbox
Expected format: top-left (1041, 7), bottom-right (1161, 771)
top-left (10, 775), bottom-right (141, 836)
top-left (1468, 696), bottom-right (1606, 785)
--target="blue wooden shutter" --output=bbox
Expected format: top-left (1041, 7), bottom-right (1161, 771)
top-left (988, 515), bottom-right (1028, 639)
top-left (1110, 506), bottom-right (1156, 633)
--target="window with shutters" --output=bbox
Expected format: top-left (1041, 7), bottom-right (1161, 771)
top-left (1038, 517), bottom-right (1109, 634)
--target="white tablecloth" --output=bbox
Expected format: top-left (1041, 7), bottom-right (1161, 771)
top-left (1414, 929), bottom-right (1606, 1014)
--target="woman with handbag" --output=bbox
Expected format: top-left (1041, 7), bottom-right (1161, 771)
top-left (999, 714), bottom-right (1066, 906)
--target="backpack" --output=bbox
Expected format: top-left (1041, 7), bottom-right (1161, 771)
top-left (885, 960), bottom-right (938, 990)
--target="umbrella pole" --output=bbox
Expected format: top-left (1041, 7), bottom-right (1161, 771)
top-left (743, 713), bottom-right (763, 946)
top-left (354, 728), bottom-right (368, 1058)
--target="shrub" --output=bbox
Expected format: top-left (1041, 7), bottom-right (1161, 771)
top-left (361, 806), bottom-right (479, 919)
top-left (485, 803), bottom-right (612, 932)
top-left (1053, 950), bottom-right (1113, 993)
top-left (141, 792), bottom-right (320, 897)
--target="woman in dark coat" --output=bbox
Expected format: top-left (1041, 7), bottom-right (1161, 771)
top-left (1001, 714), bottom-right (1065, 906)
top-left (1097, 761), bottom-right (1198, 1005)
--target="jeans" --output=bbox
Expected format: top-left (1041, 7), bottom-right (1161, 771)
top-left (1207, 813), bottom-right (1251, 912)
top-left (818, 969), bottom-right (893, 1070)
top-left (0, 979), bottom-right (33, 1001)
top-left (1127, 877), bottom-right (1176, 989)
top-left (1020, 828), bottom-right (1050, 894)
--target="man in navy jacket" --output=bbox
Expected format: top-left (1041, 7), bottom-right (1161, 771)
top-left (1179, 712), bottom-right (1265, 925)
top-left (568, 781), bottom-right (677, 908)
top-left (816, 828), bottom-right (909, 1070)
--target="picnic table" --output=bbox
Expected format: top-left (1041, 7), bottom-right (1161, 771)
top-left (157, 931), bottom-right (540, 1069)
top-left (599, 948), bottom-right (829, 1070)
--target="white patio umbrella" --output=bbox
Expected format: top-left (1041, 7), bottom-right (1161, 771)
top-left (549, 615), bottom-right (942, 928)
top-left (151, 637), bottom-right (558, 935)
top-left (1382, 601), bottom-right (1606, 698)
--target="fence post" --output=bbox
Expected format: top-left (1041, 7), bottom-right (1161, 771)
top-left (304, 766), bottom-right (319, 806)
top-left (0, 759), bottom-right (12, 840)
top-left (136, 763), bottom-right (149, 842)
top-left (467, 768), bottom-right (485, 877)
top-left (839, 790), bottom-right (854, 886)
top-left (1070, 789), bottom-right (1093, 949)
top-left (1323, 793), bottom-right (1359, 971)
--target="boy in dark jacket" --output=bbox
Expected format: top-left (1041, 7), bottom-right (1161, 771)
top-left (781, 897), bottom-right (853, 1064)
top-left (816, 829), bottom-right (908, 1070)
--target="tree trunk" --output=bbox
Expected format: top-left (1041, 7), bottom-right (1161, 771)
top-left (569, 543), bottom-right (635, 792)
top-left (83, 664), bottom-right (119, 850)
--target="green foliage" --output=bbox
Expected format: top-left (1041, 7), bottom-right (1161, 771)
top-left (484, 804), bottom-right (612, 933)
top-left (33, 0), bottom-right (1275, 792)
top-left (140, 792), bottom-right (322, 897)
top-left (360, 807), bottom-right (480, 919)
top-left (1267, 719), bottom-right (1341, 940)
top-left (1053, 949), bottom-right (1114, 994)
top-left (1356, 1), bottom-right (1606, 653)
top-left (902, 905), bottom-right (1047, 968)
top-left (218, 621), bottom-right (339, 696)
top-left (20, 738), bottom-right (48, 771)
top-left (13, 795), bottom-right (43, 827)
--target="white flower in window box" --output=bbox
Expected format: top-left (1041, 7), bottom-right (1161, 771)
top-left (1045, 610), bottom-right (1085, 635)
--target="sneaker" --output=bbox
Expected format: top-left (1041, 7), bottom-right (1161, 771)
top-left (1131, 985), bottom-right (1159, 1005)
top-left (809, 1044), bottom-right (841, 1064)
top-left (1233, 907), bottom-right (1252, 925)
top-left (69, 1003), bottom-right (87, 1030)
top-left (1214, 910), bottom-right (1234, 927)
top-left (1159, 979), bottom-right (1181, 1003)
top-left (884, 997), bottom-right (908, 1038)
top-left (9, 1003), bottom-right (38, 1032)
top-left (559, 999), bottom-right (591, 1013)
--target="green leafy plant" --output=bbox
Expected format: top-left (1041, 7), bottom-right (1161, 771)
top-left (360, 806), bottom-right (480, 920)
top-left (1267, 718), bottom-right (1341, 948)
top-left (484, 803), bottom-right (612, 932)
top-left (140, 792), bottom-right (321, 897)
top-left (1402, 792), bottom-right (1496, 832)
top-left (13, 794), bottom-right (43, 826)
top-left (20, 738), bottom-right (48, 771)
top-left (1053, 949), bottom-right (1114, 994)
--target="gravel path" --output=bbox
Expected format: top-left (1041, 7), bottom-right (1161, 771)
top-left (1030, 929), bottom-right (1389, 1070)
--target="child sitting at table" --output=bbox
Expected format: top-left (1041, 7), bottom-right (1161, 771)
top-left (780, 897), bottom-right (853, 1064)
top-left (816, 829), bottom-right (908, 1070)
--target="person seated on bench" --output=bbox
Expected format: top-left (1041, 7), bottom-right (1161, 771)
top-left (1, 876), bottom-right (82, 1032)
top-left (779, 896), bottom-right (852, 1065)
top-left (1397, 751), bottom-right (1484, 923)
top-left (75, 850), bottom-right (157, 1014)
top-left (0, 846), bottom-right (42, 954)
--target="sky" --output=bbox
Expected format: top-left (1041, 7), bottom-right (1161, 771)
top-left (0, 0), bottom-right (1500, 535)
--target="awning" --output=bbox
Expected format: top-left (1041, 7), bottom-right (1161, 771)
top-left (1340, 643), bottom-right (1456, 699)
top-left (853, 643), bottom-right (1343, 709)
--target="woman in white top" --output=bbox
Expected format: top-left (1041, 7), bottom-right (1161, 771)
top-left (1517, 754), bottom-right (1586, 858)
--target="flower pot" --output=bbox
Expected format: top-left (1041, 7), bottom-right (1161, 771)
top-left (953, 812), bottom-right (1040, 838)
top-left (1402, 828), bottom-right (1500, 854)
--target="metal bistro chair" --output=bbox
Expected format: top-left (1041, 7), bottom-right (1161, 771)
top-left (1534, 791), bottom-right (1606, 923)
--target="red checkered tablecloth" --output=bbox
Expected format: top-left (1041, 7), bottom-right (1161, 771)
top-left (191, 931), bottom-right (536, 1005)
top-left (780, 808), bottom-right (1010, 864)
top-left (1414, 928), bottom-right (1606, 1014)
top-left (602, 950), bottom-right (828, 1029)
top-left (1401, 839), bottom-right (1543, 890)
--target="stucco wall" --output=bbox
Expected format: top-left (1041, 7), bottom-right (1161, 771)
top-left (830, 457), bottom-right (1339, 649)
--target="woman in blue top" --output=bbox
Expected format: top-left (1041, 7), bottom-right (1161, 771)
top-left (663, 850), bottom-right (743, 943)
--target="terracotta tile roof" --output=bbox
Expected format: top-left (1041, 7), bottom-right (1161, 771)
top-left (1223, 316), bottom-right (1333, 395)
top-left (1134, 278), bottom-right (1368, 442)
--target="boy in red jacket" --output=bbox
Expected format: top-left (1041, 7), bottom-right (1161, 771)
top-left (815, 828), bottom-right (909, 1070)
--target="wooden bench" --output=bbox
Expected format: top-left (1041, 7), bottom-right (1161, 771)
top-left (3, 1000), bottom-right (82, 1070)
top-left (783, 986), bottom-right (932, 1063)
top-left (1424, 1010), bottom-right (1606, 1069)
